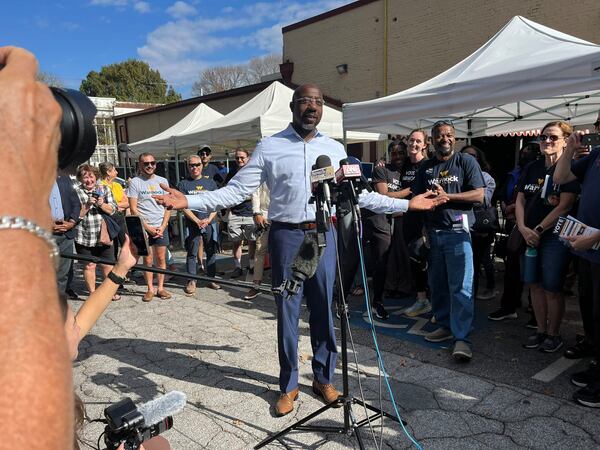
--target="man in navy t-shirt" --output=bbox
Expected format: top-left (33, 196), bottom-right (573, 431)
top-left (177, 155), bottom-right (221, 294)
top-left (554, 116), bottom-right (600, 408)
top-left (413, 120), bottom-right (485, 361)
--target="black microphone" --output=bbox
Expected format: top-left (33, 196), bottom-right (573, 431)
top-left (274, 233), bottom-right (323, 299)
top-left (346, 156), bottom-right (373, 193)
top-left (310, 155), bottom-right (335, 207)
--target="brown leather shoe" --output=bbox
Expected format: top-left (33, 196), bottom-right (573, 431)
top-left (157, 289), bottom-right (172, 299)
top-left (206, 282), bottom-right (221, 290)
top-left (275, 388), bottom-right (299, 416)
top-left (312, 380), bottom-right (341, 407)
top-left (184, 281), bottom-right (196, 296)
top-left (142, 290), bottom-right (154, 302)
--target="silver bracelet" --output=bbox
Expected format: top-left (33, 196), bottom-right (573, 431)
top-left (0, 216), bottom-right (59, 270)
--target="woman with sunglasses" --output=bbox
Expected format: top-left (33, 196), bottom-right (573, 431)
top-left (516, 121), bottom-right (580, 352)
top-left (74, 164), bottom-right (119, 298)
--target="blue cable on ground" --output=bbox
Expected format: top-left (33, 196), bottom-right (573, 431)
top-left (356, 240), bottom-right (423, 450)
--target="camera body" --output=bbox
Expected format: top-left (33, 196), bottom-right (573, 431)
top-left (104, 397), bottom-right (173, 450)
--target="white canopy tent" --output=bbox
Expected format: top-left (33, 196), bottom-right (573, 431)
top-left (175, 81), bottom-right (383, 148)
top-left (343, 16), bottom-right (600, 138)
top-left (128, 103), bottom-right (223, 157)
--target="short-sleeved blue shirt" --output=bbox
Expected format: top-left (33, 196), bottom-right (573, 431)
top-left (571, 147), bottom-right (600, 264)
top-left (413, 152), bottom-right (485, 232)
top-left (177, 176), bottom-right (218, 220)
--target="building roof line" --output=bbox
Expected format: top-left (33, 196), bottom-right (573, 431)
top-left (282, 0), bottom-right (379, 33)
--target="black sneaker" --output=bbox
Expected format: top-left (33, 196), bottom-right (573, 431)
top-left (487, 308), bottom-right (518, 321)
top-left (571, 366), bottom-right (600, 388)
top-left (524, 316), bottom-right (538, 330)
top-left (539, 335), bottom-right (564, 353)
top-left (523, 332), bottom-right (547, 349)
top-left (372, 303), bottom-right (389, 320)
top-left (573, 382), bottom-right (600, 408)
top-left (230, 267), bottom-right (244, 279)
top-left (65, 288), bottom-right (80, 300)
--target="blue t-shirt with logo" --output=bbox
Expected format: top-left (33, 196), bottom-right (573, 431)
top-left (177, 176), bottom-right (218, 221)
top-left (571, 147), bottom-right (600, 264)
top-left (413, 152), bottom-right (485, 232)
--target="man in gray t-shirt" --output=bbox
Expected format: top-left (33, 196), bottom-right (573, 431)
top-left (128, 153), bottom-right (172, 302)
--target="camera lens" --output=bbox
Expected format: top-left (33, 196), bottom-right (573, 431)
top-left (50, 87), bottom-right (97, 169)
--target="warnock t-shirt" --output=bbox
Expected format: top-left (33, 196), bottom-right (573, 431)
top-left (517, 159), bottom-right (580, 230)
top-left (363, 164), bottom-right (402, 224)
top-left (177, 176), bottom-right (218, 221)
top-left (127, 175), bottom-right (169, 227)
top-left (413, 152), bottom-right (485, 232)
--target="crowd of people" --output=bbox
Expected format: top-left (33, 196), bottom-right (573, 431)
top-left (4, 44), bottom-right (600, 450)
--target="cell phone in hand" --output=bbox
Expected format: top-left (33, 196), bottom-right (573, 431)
top-left (124, 215), bottom-right (149, 256)
top-left (581, 133), bottom-right (600, 147)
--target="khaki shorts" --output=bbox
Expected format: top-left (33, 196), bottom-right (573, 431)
top-left (227, 214), bottom-right (258, 242)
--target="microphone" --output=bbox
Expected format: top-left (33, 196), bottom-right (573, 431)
top-left (310, 155), bottom-right (335, 207)
top-left (275, 233), bottom-right (322, 299)
top-left (336, 157), bottom-right (372, 192)
top-left (138, 391), bottom-right (187, 426)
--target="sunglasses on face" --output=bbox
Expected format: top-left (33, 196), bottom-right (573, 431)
top-left (189, 163), bottom-right (202, 168)
top-left (539, 134), bottom-right (562, 142)
top-left (142, 161), bottom-right (156, 167)
top-left (199, 151), bottom-right (210, 156)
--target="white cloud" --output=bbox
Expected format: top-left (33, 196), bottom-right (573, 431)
top-left (138, 0), bottom-right (352, 90)
top-left (166, 1), bottom-right (198, 19)
top-left (134, 1), bottom-right (151, 13)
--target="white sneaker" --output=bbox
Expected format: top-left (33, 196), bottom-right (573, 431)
top-left (403, 298), bottom-right (432, 317)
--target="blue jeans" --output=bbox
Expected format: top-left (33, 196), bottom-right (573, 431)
top-left (427, 230), bottom-right (474, 342)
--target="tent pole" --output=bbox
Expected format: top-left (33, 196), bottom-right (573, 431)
top-left (174, 139), bottom-right (185, 250)
top-left (467, 119), bottom-right (472, 144)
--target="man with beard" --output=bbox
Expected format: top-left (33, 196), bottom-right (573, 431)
top-left (362, 145), bottom-right (406, 320)
top-left (413, 121), bottom-right (484, 361)
top-left (153, 84), bottom-right (446, 416)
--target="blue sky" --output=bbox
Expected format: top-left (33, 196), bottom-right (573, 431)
top-left (3, 0), bottom-right (350, 98)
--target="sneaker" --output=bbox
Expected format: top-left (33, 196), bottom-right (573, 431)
top-left (539, 335), bottom-right (564, 353)
top-left (244, 287), bottom-right (260, 300)
top-left (523, 332), bottom-right (547, 349)
top-left (573, 382), bottom-right (600, 408)
top-left (477, 289), bottom-right (496, 301)
top-left (452, 340), bottom-right (472, 362)
top-left (524, 316), bottom-right (538, 329)
top-left (65, 288), bottom-right (80, 300)
top-left (372, 303), bottom-right (389, 320)
top-left (425, 327), bottom-right (453, 343)
top-left (184, 281), bottom-right (196, 296)
top-left (230, 267), bottom-right (244, 279)
top-left (571, 366), bottom-right (600, 388)
top-left (487, 308), bottom-right (518, 321)
top-left (403, 298), bottom-right (432, 317)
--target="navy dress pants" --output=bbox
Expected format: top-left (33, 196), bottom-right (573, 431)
top-left (269, 222), bottom-right (338, 393)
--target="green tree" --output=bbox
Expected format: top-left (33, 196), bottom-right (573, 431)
top-left (80, 59), bottom-right (182, 103)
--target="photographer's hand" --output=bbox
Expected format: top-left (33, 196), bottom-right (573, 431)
top-left (0, 46), bottom-right (71, 450)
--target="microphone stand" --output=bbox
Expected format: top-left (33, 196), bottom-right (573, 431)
top-left (255, 180), bottom-right (404, 450)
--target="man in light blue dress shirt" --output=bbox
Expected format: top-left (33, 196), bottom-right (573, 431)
top-left (154, 84), bottom-right (445, 416)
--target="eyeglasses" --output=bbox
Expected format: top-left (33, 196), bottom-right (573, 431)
top-left (189, 163), bottom-right (202, 168)
top-left (142, 161), bottom-right (156, 167)
top-left (539, 134), bottom-right (563, 142)
top-left (294, 97), bottom-right (324, 106)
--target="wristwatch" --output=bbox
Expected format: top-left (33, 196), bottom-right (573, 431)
top-left (107, 271), bottom-right (127, 285)
top-left (534, 225), bottom-right (544, 234)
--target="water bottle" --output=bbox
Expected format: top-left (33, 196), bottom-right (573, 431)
top-left (523, 247), bottom-right (538, 284)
